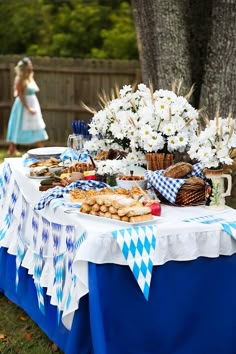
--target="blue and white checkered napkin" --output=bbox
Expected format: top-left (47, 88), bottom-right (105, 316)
top-left (183, 214), bottom-right (236, 238)
top-left (34, 180), bottom-right (108, 210)
top-left (145, 163), bottom-right (204, 204)
top-left (50, 198), bottom-right (81, 210)
top-left (22, 157), bottom-right (39, 167)
top-left (112, 225), bottom-right (157, 300)
top-left (59, 147), bottom-right (79, 161)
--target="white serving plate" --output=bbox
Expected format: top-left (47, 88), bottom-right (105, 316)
top-left (27, 147), bottom-right (67, 159)
top-left (116, 178), bottom-right (147, 190)
top-left (64, 209), bottom-right (163, 226)
top-left (26, 173), bottom-right (51, 180)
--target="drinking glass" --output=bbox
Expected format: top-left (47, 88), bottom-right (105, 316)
top-left (67, 134), bottom-right (84, 152)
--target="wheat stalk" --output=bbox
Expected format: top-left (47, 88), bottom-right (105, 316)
top-left (80, 101), bottom-right (97, 115)
top-left (185, 84), bottom-right (195, 101)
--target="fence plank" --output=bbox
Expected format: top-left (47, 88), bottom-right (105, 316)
top-left (0, 55), bottom-right (140, 146)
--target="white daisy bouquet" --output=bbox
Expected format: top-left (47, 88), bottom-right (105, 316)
top-left (95, 159), bottom-right (129, 176)
top-left (85, 83), bottom-right (199, 156)
top-left (188, 115), bottom-right (236, 169)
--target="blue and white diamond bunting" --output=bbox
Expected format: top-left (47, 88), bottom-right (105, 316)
top-left (112, 225), bottom-right (157, 300)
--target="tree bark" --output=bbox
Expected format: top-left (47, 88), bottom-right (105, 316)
top-left (132, 0), bottom-right (192, 92)
top-left (187, 0), bottom-right (213, 107)
top-left (199, 0), bottom-right (236, 118)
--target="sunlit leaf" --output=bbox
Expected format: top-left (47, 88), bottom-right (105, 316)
top-left (52, 342), bottom-right (59, 352)
top-left (19, 315), bottom-right (27, 321)
top-left (0, 333), bottom-right (7, 341)
top-left (24, 333), bottom-right (32, 340)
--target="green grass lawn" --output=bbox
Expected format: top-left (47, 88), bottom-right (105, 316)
top-left (0, 148), bottom-right (63, 353)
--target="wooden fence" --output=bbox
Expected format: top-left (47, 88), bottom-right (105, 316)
top-left (0, 55), bottom-right (141, 146)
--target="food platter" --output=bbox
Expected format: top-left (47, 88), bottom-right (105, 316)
top-left (27, 147), bottom-right (67, 159)
top-left (64, 209), bottom-right (163, 226)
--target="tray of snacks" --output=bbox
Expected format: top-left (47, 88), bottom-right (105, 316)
top-left (64, 186), bottom-right (163, 225)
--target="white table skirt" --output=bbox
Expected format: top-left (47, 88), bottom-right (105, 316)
top-left (1, 158), bottom-right (236, 329)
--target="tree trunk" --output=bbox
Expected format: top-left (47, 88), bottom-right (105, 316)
top-left (187, 0), bottom-right (213, 108)
top-left (199, 0), bottom-right (236, 118)
top-left (132, 0), bottom-right (192, 92)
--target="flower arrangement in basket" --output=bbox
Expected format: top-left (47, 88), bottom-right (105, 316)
top-left (83, 82), bottom-right (199, 169)
top-left (188, 113), bottom-right (236, 207)
top-left (188, 113), bottom-right (236, 171)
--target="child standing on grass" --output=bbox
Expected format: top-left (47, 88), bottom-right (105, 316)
top-left (6, 57), bottom-right (48, 156)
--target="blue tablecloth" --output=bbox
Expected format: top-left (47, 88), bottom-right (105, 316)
top-left (1, 245), bottom-right (236, 354)
top-left (88, 257), bottom-right (236, 354)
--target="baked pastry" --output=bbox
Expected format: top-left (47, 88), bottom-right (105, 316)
top-left (163, 162), bottom-right (193, 178)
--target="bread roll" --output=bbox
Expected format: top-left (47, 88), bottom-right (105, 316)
top-left (92, 203), bottom-right (100, 212)
top-left (81, 204), bottom-right (92, 213)
top-left (129, 214), bottom-right (153, 222)
top-left (118, 206), bottom-right (150, 217)
top-left (100, 205), bottom-right (108, 213)
top-left (112, 197), bottom-right (140, 209)
top-left (163, 162), bottom-right (193, 178)
top-left (111, 214), bottom-right (121, 220)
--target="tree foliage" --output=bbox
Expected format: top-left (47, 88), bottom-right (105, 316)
top-left (0, 0), bottom-right (138, 59)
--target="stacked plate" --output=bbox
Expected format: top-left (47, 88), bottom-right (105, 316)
top-left (27, 147), bottom-right (67, 160)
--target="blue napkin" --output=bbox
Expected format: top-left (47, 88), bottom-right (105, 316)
top-left (60, 148), bottom-right (79, 161)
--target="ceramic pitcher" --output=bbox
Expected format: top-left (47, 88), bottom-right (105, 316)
top-left (204, 169), bottom-right (232, 208)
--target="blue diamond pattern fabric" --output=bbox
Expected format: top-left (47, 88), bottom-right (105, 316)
top-left (0, 181), bottom-right (19, 241)
top-left (15, 196), bottom-right (27, 290)
top-left (145, 162), bottom-right (204, 204)
top-left (112, 225), bottom-right (157, 300)
top-left (183, 214), bottom-right (236, 239)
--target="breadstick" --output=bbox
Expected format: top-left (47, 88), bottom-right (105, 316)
top-left (111, 214), bottom-right (121, 220)
top-left (129, 214), bottom-right (153, 222)
top-left (109, 206), bottom-right (117, 214)
top-left (90, 210), bottom-right (99, 216)
top-left (118, 206), bottom-right (150, 217)
top-left (81, 204), bottom-right (92, 213)
top-left (92, 203), bottom-right (100, 212)
top-left (127, 206), bottom-right (151, 217)
top-left (100, 205), bottom-right (108, 213)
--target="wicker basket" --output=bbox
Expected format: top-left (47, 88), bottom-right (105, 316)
top-left (155, 176), bottom-right (207, 206)
top-left (146, 153), bottom-right (174, 171)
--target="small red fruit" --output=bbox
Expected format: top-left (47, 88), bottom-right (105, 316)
top-left (144, 200), bottom-right (162, 216)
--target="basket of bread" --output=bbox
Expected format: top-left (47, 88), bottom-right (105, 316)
top-left (145, 162), bottom-right (208, 206)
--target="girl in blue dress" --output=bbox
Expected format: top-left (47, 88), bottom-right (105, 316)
top-left (6, 57), bottom-right (48, 156)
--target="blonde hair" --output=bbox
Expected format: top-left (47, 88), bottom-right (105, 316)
top-left (14, 57), bottom-right (33, 96)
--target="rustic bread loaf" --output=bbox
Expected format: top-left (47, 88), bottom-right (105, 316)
top-left (163, 162), bottom-right (193, 178)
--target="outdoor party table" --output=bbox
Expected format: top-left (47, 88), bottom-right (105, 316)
top-left (1, 158), bottom-right (236, 354)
